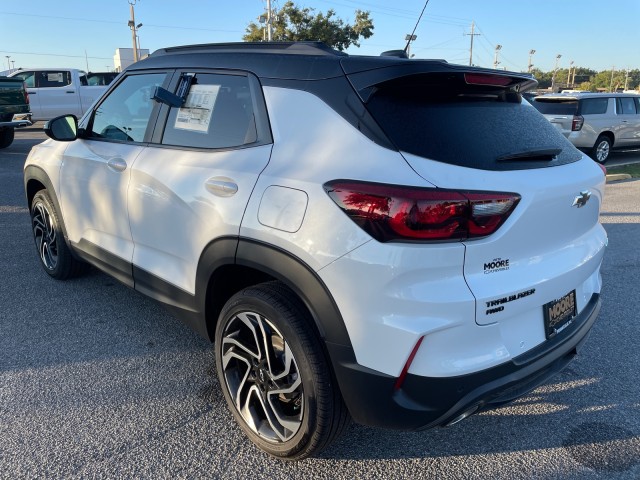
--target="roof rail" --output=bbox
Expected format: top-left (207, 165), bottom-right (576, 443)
top-left (152, 42), bottom-right (347, 57)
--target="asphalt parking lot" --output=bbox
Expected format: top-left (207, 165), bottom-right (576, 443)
top-left (1, 127), bottom-right (639, 479)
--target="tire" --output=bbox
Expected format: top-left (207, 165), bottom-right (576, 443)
top-left (215, 282), bottom-right (350, 460)
top-left (30, 190), bottom-right (86, 279)
top-left (0, 128), bottom-right (14, 149)
top-left (590, 135), bottom-right (611, 163)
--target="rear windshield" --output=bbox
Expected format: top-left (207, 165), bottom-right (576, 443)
top-left (529, 98), bottom-right (578, 115)
top-left (365, 74), bottom-right (580, 170)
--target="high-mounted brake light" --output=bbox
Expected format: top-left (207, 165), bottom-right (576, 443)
top-left (464, 73), bottom-right (512, 87)
top-left (324, 181), bottom-right (520, 243)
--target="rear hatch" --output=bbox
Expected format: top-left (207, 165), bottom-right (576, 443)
top-left (344, 61), bottom-right (606, 344)
top-left (529, 95), bottom-right (579, 138)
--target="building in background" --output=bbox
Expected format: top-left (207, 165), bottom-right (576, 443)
top-left (113, 48), bottom-right (150, 72)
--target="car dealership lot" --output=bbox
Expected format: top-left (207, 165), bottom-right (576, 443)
top-left (1, 128), bottom-right (639, 479)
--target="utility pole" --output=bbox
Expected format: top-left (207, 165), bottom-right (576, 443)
top-left (609, 66), bottom-right (615, 92)
top-left (566, 60), bottom-right (574, 85)
top-left (266, 0), bottom-right (273, 41)
top-left (464, 21), bottom-right (480, 66)
top-left (528, 49), bottom-right (535, 73)
top-left (493, 44), bottom-right (502, 69)
top-left (128, 1), bottom-right (140, 63)
top-left (5, 56), bottom-right (10, 71)
top-left (624, 69), bottom-right (630, 90)
top-left (551, 54), bottom-right (562, 91)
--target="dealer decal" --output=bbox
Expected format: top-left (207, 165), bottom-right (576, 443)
top-left (484, 258), bottom-right (510, 274)
top-left (485, 288), bottom-right (536, 315)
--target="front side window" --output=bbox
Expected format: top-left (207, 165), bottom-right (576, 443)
top-left (88, 73), bottom-right (167, 142)
top-left (161, 73), bottom-right (258, 149)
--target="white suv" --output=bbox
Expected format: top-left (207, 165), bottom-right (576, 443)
top-left (24, 42), bottom-right (607, 460)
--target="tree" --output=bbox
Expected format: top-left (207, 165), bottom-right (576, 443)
top-left (243, 1), bottom-right (374, 51)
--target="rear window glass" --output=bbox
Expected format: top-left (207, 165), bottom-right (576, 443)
top-left (365, 74), bottom-right (580, 171)
top-left (579, 98), bottom-right (608, 115)
top-left (530, 98), bottom-right (578, 115)
top-left (616, 97), bottom-right (637, 114)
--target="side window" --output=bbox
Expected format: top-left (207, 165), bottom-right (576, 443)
top-left (579, 98), bottom-right (608, 115)
top-left (12, 71), bottom-right (35, 88)
top-left (617, 97), bottom-right (637, 114)
top-left (161, 73), bottom-right (258, 149)
top-left (35, 71), bottom-right (72, 88)
top-left (88, 73), bottom-right (167, 143)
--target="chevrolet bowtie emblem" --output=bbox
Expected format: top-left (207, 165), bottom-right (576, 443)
top-left (572, 190), bottom-right (592, 208)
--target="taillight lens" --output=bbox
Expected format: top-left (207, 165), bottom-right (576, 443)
top-left (572, 115), bottom-right (584, 131)
top-left (324, 181), bottom-right (520, 243)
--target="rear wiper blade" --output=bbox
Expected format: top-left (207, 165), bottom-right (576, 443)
top-left (497, 148), bottom-right (562, 162)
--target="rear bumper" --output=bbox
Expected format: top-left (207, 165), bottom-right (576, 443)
top-left (329, 293), bottom-right (600, 430)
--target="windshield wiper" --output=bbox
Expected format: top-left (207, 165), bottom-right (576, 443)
top-left (497, 148), bottom-right (562, 162)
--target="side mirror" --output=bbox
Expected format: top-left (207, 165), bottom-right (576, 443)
top-left (44, 115), bottom-right (78, 141)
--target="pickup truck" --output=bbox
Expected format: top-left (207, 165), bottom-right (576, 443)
top-left (0, 77), bottom-right (32, 149)
top-left (8, 68), bottom-right (112, 121)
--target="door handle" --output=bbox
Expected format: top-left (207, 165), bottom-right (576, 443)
top-left (205, 177), bottom-right (238, 197)
top-left (107, 157), bottom-right (127, 172)
top-left (66, 90), bottom-right (75, 93)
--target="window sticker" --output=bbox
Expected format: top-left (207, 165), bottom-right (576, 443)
top-left (47, 73), bottom-right (64, 82)
top-left (174, 84), bottom-right (220, 133)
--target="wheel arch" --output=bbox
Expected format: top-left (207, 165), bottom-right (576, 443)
top-left (24, 165), bottom-right (70, 241)
top-left (195, 238), bottom-right (353, 352)
top-left (597, 131), bottom-right (615, 147)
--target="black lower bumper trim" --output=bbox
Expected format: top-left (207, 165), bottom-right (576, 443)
top-left (329, 293), bottom-right (600, 430)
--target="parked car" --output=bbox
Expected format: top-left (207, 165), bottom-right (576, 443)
top-left (0, 76), bottom-right (32, 148)
top-left (530, 92), bottom-right (640, 163)
top-left (8, 68), bottom-right (110, 121)
top-left (24, 42), bottom-right (607, 460)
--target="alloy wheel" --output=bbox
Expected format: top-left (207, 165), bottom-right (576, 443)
top-left (32, 202), bottom-right (58, 270)
top-left (220, 311), bottom-right (304, 443)
top-left (596, 140), bottom-right (610, 163)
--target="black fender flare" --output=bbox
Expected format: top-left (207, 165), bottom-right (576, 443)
top-left (23, 165), bottom-right (70, 241)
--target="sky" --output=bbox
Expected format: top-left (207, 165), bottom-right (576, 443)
top-left (1, 0), bottom-right (639, 74)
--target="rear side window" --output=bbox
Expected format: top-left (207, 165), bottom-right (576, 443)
top-left (365, 73), bottom-right (580, 170)
top-left (161, 73), bottom-right (259, 149)
top-left (35, 71), bottom-right (72, 88)
top-left (530, 98), bottom-right (578, 115)
top-left (579, 98), bottom-right (608, 115)
top-left (616, 97), bottom-right (637, 114)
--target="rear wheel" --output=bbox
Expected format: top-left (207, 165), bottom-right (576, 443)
top-left (590, 135), bottom-right (611, 163)
top-left (214, 282), bottom-right (350, 460)
top-left (30, 190), bottom-right (86, 279)
top-left (0, 128), bottom-right (14, 149)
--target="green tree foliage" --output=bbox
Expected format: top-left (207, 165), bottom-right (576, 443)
top-left (243, 1), bottom-right (374, 51)
top-left (530, 67), bottom-right (638, 92)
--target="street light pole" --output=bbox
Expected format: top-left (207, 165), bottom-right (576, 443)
top-left (528, 49), bottom-right (535, 73)
top-left (551, 54), bottom-right (561, 91)
top-left (405, 34), bottom-right (417, 58)
top-left (567, 60), bottom-right (574, 85)
top-left (5, 56), bottom-right (10, 71)
top-left (493, 44), bottom-right (502, 69)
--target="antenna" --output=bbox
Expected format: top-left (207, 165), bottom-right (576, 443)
top-left (403, 0), bottom-right (431, 55)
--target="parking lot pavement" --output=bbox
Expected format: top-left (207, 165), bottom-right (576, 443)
top-left (1, 128), bottom-right (639, 479)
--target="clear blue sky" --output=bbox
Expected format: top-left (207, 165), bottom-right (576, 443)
top-left (1, 0), bottom-right (638, 73)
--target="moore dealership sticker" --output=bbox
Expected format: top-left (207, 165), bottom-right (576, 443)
top-left (484, 257), bottom-right (510, 274)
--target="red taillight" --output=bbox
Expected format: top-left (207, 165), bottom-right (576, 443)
top-left (597, 163), bottom-right (606, 175)
top-left (324, 181), bottom-right (520, 243)
top-left (572, 115), bottom-right (584, 131)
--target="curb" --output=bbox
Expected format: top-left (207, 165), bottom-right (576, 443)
top-left (606, 173), bottom-right (632, 183)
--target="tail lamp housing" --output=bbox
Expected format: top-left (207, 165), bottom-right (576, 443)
top-left (324, 181), bottom-right (520, 243)
top-left (572, 115), bottom-right (584, 131)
